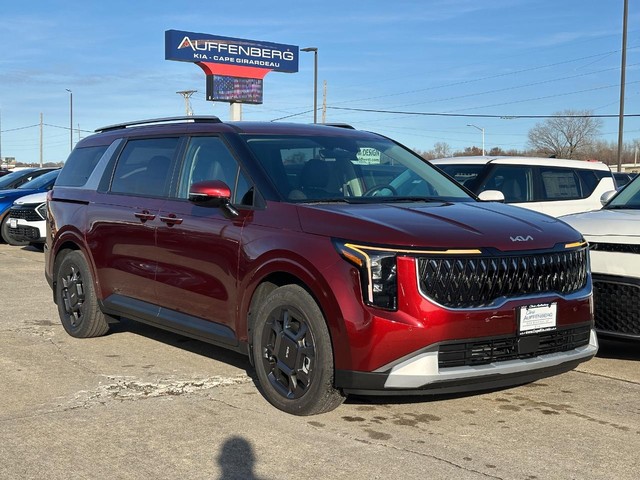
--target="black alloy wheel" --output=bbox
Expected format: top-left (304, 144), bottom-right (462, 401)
top-left (252, 284), bottom-right (344, 415)
top-left (55, 251), bottom-right (109, 338)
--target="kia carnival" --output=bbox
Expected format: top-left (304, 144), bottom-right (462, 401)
top-left (45, 117), bottom-right (597, 415)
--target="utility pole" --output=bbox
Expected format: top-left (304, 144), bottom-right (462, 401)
top-left (40, 113), bottom-right (43, 167)
top-left (616, 0), bottom-right (629, 173)
top-left (0, 107), bottom-right (3, 165)
top-left (66, 89), bottom-right (73, 152)
top-left (176, 90), bottom-right (197, 116)
top-left (322, 81), bottom-right (327, 124)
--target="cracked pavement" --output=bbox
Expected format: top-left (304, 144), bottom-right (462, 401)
top-left (0, 244), bottom-right (639, 479)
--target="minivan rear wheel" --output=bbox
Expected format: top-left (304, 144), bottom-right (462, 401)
top-left (55, 250), bottom-right (110, 338)
top-left (251, 284), bottom-right (345, 415)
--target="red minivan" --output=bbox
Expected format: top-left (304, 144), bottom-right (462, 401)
top-left (45, 117), bottom-right (597, 415)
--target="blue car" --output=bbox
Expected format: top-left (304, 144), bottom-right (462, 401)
top-left (0, 169), bottom-right (60, 243)
top-left (0, 167), bottom-right (58, 190)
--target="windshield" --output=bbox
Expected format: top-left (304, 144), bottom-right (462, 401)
top-left (606, 175), bottom-right (640, 209)
top-left (18, 169), bottom-right (59, 189)
top-left (0, 169), bottom-right (36, 188)
top-left (242, 134), bottom-right (472, 203)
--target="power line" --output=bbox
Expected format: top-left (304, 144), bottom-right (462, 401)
top-left (327, 106), bottom-right (640, 119)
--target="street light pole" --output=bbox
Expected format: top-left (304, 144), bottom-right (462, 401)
top-left (65, 89), bottom-right (73, 152)
top-left (467, 124), bottom-right (485, 156)
top-left (301, 47), bottom-right (318, 123)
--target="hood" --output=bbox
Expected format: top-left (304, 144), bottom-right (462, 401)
top-left (560, 208), bottom-right (640, 242)
top-left (0, 186), bottom-right (46, 200)
top-left (14, 191), bottom-right (47, 206)
top-left (297, 200), bottom-right (580, 252)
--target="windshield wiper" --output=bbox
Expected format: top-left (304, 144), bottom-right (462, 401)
top-left (372, 196), bottom-right (445, 203)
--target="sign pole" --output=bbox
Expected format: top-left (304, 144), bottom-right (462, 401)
top-left (230, 102), bottom-right (242, 121)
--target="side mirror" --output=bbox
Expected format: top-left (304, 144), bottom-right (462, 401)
top-left (188, 180), bottom-right (239, 218)
top-left (600, 190), bottom-right (617, 206)
top-left (477, 190), bottom-right (505, 202)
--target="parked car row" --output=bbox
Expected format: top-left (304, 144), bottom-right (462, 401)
top-left (431, 155), bottom-right (639, 341)
top-left (0, 168), bottom-right (59, 248)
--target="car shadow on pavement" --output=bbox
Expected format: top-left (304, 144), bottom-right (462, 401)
top-left (596, 337), bottom-right (640, 361)
top-left (108, 317), bottom-right (251, 371)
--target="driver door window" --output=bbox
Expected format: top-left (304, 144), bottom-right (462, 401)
top-left (178, 136), bottom-right (253, 206)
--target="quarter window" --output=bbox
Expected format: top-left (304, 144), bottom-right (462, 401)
top-left (52, 146), bottom-right (109, 187)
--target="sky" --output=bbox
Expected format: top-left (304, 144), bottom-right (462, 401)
top-left (1, 0), bottom-right (639, 165)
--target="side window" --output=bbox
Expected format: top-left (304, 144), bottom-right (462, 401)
top-left (56, 145), bottom-right (109, 187)
top-left (178, 136), bottom-right (254, 206)
top-left (110, 138), bottom-right (179, 197)
top-left (539, 167), bottom-right (582, 200)
top-left (483, 165), bottom-right (533, 203)
top-left (576, 169), bottom-right (603, 196)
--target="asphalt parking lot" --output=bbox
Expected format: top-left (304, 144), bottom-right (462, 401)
top-left (1, 243), bottom-right (638, 480)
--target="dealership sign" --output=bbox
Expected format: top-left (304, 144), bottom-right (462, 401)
top-left (165, 30), bottom-right (299, 73)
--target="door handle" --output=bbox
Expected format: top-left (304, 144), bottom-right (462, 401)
top-left (159, 214), bottom-right (183, 226)
top-left (134, 211), bottom-right (156, 222)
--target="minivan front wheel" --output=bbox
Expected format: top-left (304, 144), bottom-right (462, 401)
top-left (252, 284), bottom-right (345, 415)
top-left (55, 250), bottom-right (109, 338)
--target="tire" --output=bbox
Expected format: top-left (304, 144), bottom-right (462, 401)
top-left (55, 250), bottom-right (110, 338)
top-left (1, 216), bottom-right (29, 246)
top-left (251, 284), bottom-right (345, 415)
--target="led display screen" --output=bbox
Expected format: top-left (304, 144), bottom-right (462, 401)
top-left (206, 75), bottom-right (263, 104)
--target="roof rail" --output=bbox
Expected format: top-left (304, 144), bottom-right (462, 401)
top-left (321, 123), bottom-right (355, 129)
top-left (95, 116), bottom-right (222, 133)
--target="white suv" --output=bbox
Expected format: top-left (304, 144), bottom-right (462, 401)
top-left (431, 156), bottom-right (615, 217)
top-left (560, 176), bottom-right (640, 339)
top-left (4, 191), bottom-right (47, 247)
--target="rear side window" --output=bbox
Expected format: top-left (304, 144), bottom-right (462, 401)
top-left (110, 138), bottom-right (180, 197)
top-left (56, 146), bottom-right (109, 187)
top-left (539, 167), bottom-right (581, 200)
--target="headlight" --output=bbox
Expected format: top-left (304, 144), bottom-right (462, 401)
top-left (36, 202), bottom-right (47, 220)
top-left (334, 241), bottom-right (398, 310)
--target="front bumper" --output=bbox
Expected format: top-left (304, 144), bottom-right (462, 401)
top-left (335, 328), bottom-right (598, 395)
top-left (6, 218), bottom-right (45, 243)
top-left (593, 274), bottom-right (640, 340)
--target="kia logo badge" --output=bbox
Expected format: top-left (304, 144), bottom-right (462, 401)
top-left (510, 235), bottom-right (534, 242)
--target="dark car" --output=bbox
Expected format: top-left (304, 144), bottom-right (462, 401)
top-left (0, 167), bottom-right (58, 190)
top-left (0, 169), bottom-right (60, 243)
top-left (45, 117), bottom-right (597, 415)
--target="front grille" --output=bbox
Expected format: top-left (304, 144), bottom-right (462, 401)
top-left (6, 225), bottom-right (41, 240)
top-left (417, 248), bottom-right (588, 308)
top-left (590, 242), bottom-right (640, 254)
top-left (593, 280), bottom-right (640, 336)
top-left (438, 325), bottom-right (591, 368)
top-left (9, 207), bottom-right (41, 222)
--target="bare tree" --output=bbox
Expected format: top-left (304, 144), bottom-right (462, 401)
top-left (432, 142), bottom-right (452, 158)
top-left (527, 110), bottom-right (602, 159)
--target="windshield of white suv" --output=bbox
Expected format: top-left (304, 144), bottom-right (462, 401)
top-left (243, 134), bottom-right (472, 203)
top-left (606, 175), bottom-right (640, 209)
